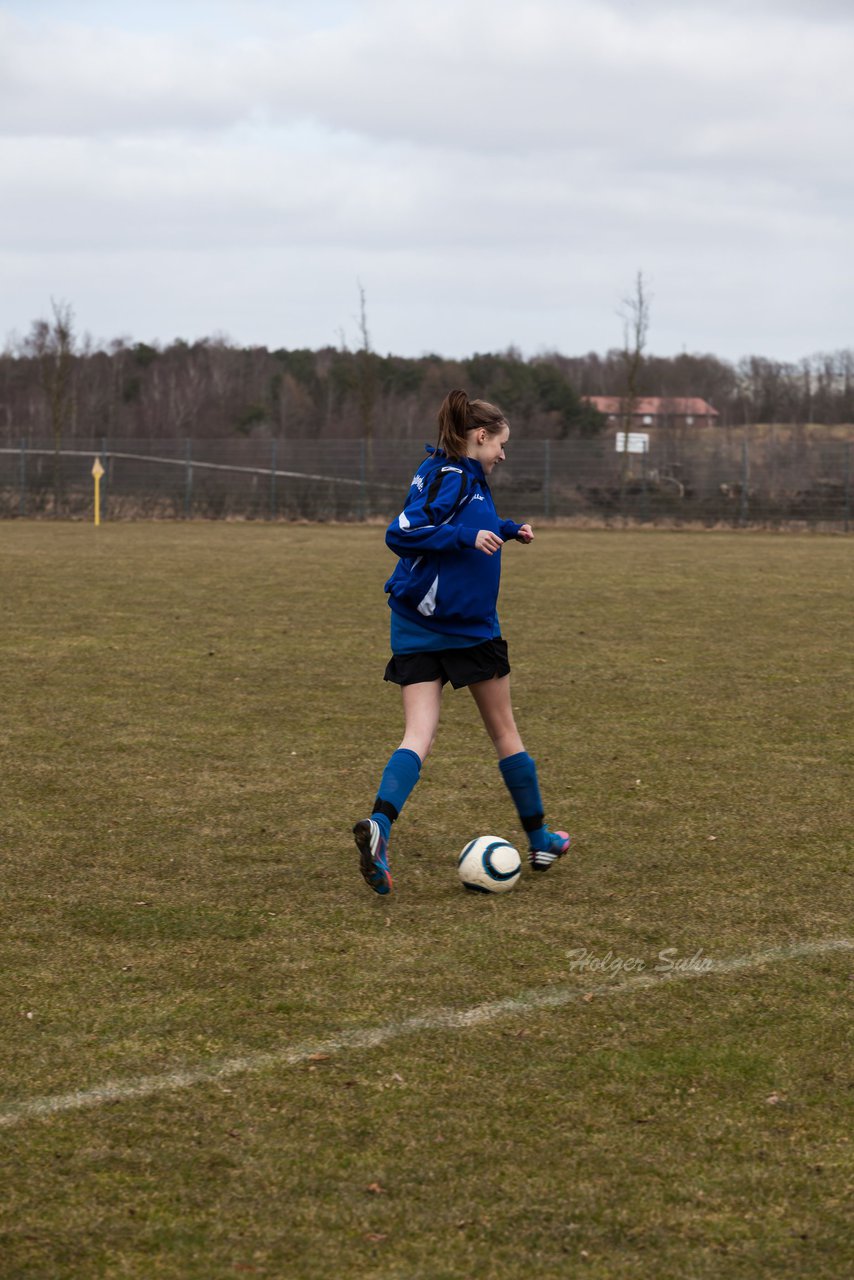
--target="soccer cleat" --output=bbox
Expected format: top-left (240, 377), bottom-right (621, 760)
top-left (353, 818), bottom-right (393, 895)
top-left (529, 830), bottom-right (571, 872)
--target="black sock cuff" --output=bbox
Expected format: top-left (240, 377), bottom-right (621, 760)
top-left (372, 797), bottom-right (399, 823)
top-left (522, 812), bottom-right (545, 834)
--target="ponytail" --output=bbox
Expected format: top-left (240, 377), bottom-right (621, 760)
top-left (437, 389), bottom-right (470, 459)
top-left (436, 389), bottom-right (508, 460)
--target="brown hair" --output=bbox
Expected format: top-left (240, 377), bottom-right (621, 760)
top-left (436, 389), bottom-right (507, 460)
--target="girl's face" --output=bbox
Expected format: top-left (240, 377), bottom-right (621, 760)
top-left (467, 423), bottom-right (510, 474)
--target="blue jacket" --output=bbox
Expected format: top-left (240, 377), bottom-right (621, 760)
top-left (384, 447), bottom-right (523, 640)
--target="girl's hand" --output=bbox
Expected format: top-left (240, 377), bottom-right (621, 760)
top-left (517, 523), bottom-right (534, 543)
top-left (475, 529), bottom-right (504, 555)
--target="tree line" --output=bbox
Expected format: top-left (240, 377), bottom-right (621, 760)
top-left (2, 302), bottom-right (853, 445)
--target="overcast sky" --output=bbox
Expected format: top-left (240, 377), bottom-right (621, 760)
top-left (1, 0), bottom-right (851, 362)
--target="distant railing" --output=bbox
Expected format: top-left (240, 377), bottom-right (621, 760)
top-left (1, 434), bottom-right (851, 528)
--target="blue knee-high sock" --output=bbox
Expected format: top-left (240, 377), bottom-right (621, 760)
top-left (371, 748), bottom-right (422, 841)
top-left (498, 750), bottom-right (550, 848)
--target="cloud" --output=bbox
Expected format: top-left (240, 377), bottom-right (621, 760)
top-left (3, 2), bottom-right (852, 165)
top-left (0, 0), bottom-right (852, 359)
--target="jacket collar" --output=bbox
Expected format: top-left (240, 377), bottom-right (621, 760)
top-left (425, 445), bottom-right (486, 483)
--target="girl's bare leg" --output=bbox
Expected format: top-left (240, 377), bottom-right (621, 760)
top-left (355, 679), bottom-right (442, 895)
top-left (400, 678), bottom-right (444, 761)
top-left (468, 674), bottom-right (524, 759)
top-left (469, 674), bottom-right (570, 867)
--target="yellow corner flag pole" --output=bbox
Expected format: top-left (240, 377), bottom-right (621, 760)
top-left (92, 457), bottom-right (105, 526)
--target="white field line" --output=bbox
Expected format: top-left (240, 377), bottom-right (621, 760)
top-left (2, 937), bottom-right (850, 1130)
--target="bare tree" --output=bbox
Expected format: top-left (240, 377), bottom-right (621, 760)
top-left (617, 271), bottom-right (651, 501)
top-left (25, 299), bottom-right (76, 514)
top-left (355, 279), bottom-right (377, 462)
top-left (0, 341), bottom-right (14, 434)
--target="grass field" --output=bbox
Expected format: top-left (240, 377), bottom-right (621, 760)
top-left (1, 522), bottom-right (852, 1280)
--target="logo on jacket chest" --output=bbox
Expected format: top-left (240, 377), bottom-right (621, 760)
top-left (470, 493), bottom-right (485, 501)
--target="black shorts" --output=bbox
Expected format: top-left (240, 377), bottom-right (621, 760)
top-left (384, 637), bottom-right (510, 689)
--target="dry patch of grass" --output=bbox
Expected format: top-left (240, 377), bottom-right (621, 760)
top-left (1, 524), bottom-right (852, 1278)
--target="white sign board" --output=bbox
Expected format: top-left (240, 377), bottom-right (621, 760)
top-left (615, 432), bottom-right (649, 454)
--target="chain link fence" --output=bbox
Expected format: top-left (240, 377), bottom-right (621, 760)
top-left (1, 433), bottom-right (852, 528)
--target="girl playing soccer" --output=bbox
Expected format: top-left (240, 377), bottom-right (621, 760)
top-left (353, 388), bottom-right (570, 895)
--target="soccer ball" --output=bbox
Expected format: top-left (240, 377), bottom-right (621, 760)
top-left (458, 836), bottom-right (522, 894)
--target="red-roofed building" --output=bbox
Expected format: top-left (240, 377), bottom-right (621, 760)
top-left (584, 396), bottom-right (719, 428)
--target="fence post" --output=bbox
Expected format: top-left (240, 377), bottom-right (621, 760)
top-left (184, 438), bottom-right (192, 518)
top-left (270, 438), bottom-right (277, 520)
top-left (845, 439), bottom-right (851, 534)
top-left (359, 440), bottom-right (367, 521)
top-left (739, 434), bottom-right (749, 528)
top-left (543, 440), bottom-right (551, 519)
top-left (641, 441), bottom-right (649, 523)
top-left (19, 437), bottom-right (27, 516)
top-left (100, 436), bottom-right (108, 520)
